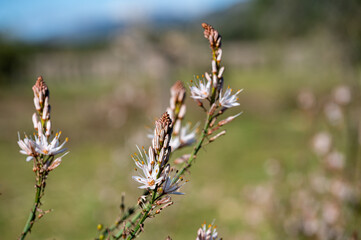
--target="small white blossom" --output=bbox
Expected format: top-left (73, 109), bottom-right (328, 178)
top-left (190, 78), bottom-right (211, 100)
top-left (219, 87), bottom-right (242, 108)
top-left (34, 123), bottom-right (68, 156)
top-left (170, 123), bottom-right (198, 151)
top-left (162, 171), bottom-right (186, 195)
top-left (17, 133), bottom-right (37, 162)
top-left (196, 222), bottom-right (220, 240)
top-left (132, 146), bottom-right (163, 189)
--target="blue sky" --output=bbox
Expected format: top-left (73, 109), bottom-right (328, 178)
top-left (0, 0), bottom-right (242, 40)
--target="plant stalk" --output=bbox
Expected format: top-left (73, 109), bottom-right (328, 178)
top-left (19, 173), bottom-right (44, 240)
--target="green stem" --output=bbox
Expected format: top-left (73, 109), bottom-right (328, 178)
top-left (112, 192), bottom-right (160, 239)
top-left (173, 48), bottom-right (219, 183)
top-left (110, 43), bottom-right (221, 239)
top-left (113, 209), bottom-right (143, 239)
top-left (98, 206), bottom-right (136, 239)
top-left (173, 113), bottom-right (212, 183)
top-left (115, 111), bottom-right (213, 239)
top-left (19, 173), bottom-right (44, 240)
top-left (126, 206), bottom-right (151, 240)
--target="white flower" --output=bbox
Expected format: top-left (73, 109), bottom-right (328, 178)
top-left (170, 123), bottom-right (198, 151)
top-left (132, 146), bottom-right (163, 189)
top-left (190, 78), bottom-right (211, 100)
top-left (196, 222), bottom-right (220, 240)
top-left (34, 124), bottom-right (68, 156)
top-left (162, 171), bottom-right (185, 195)
top-left (17, 133), bottom-right (37, 162)
top-left (219, 87), bottom-right (242, 108)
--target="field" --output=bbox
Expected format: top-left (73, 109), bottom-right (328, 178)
top-left (2, 28), bottom-right (358, 239)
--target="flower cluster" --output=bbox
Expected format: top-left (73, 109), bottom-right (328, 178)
top-left (133, 112), bottom-right (184, 194)
top-left (97, 23), bottom-right (232, 240)
top-left (187, 23), bottom-right (242, 145)
top-left (132, 146), bottom-right (163, 190)
top-left (166, 81), bottom-right (198, 151)
top-left (17, 77), bottom-right (68, 170)
top-left (18, 76), bottom-right (69, 239)
top-left (196, 222), bottom-right (220, 240)
top-left (190, 23), bottom-right (241, 114)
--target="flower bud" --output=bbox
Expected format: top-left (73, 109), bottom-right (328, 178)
top-left (174, 154), bottom-right (190, 165)
top-left (205, 72), bottom-right (212, 82)
top-left (213, 74), bottom-right (218, 88)
top-left (173, 120), bottom-right (181, 135)
top-left (218, 112), bottom-right (242, 126)
top-left (178, 105), bottom-right (186, 119)
top-left (149, 146), bottom-right (155, 164)
top-left (34, 97), bottom-right (41, 111)
top-left (212, 60), bottom-right (217, 73)
top-left (218, 66), bottom-right (225, 79)
top-left (32, 113), bottom-right (40, 130)
top-left (209, 103), bottom-right (217, 116)
top-left (209, 130), bottom-right (226, 143)
top-left (217, 49), bottom-right (222, 62)
top-left (45, 120), bottom-right (51, 137)
top-left (42, 96), bottom-right (50, 120)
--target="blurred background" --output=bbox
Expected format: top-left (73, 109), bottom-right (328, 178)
top-left (1, 0), bottom-right (361, 239)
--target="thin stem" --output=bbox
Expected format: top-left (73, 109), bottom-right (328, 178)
top-left (113, 191), bottom-right (162, 239)
top-left (19, 173), bottom-right (44, 240)
top-left (114, 111), bottom-right (213, 239)
top-left (98, 206), bottom-right (136, 239)
top-left (173, 48), bottom-right (219, 183)
top-left (113, 209), bottom-right (143, 239)
top-left (109, 39), bottom-right (222, 239)
top-left (173, 113), bottom-right (212, 183)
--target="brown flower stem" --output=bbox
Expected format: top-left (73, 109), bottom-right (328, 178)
top-left (19, 172), bottom-right (45, 240)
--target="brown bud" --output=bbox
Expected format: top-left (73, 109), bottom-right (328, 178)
top-left (32, 76), bottom-right (49, 103)
top-left (201, 23), bottom-right (221, 49)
